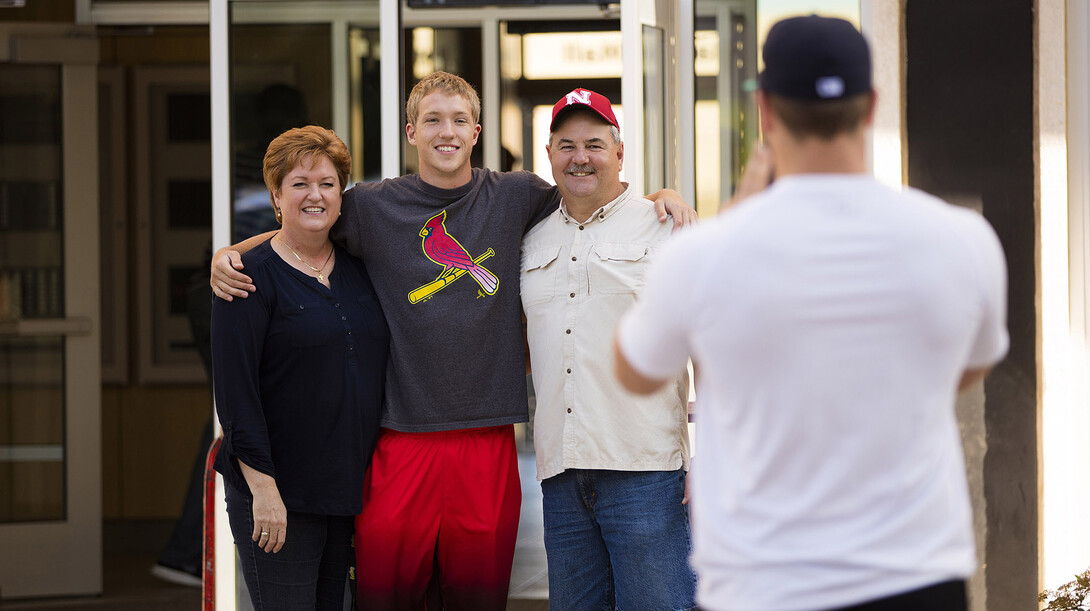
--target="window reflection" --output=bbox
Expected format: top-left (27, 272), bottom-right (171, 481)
top-left (0, 64), bottom-right (66, 523)
top-left (403, 26), bottom-right (485, 175)
top-left (350, 27), bottom-right (382, 183)
top-left (499, 21), bottom-right (621, 180)
top-left (230, 23), bottom-right (331, 242)
top-left (695, 3), bottom-right (755, 218)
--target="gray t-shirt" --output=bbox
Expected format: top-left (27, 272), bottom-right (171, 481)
top-left (332, 168), bottom-right (560, 432)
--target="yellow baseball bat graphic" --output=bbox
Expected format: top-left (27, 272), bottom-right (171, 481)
top-left (408, 249), bottom-right (495, 304)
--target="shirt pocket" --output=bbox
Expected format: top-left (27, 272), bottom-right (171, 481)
top-left (279, 302), bottom-right (337, 347)
top-left (589, 243), bottom-right (649, 295)
top-left (521, 246), bottom-right (562, 309)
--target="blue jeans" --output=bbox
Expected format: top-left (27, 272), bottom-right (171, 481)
top-left (224, 484), bottom-right (353, 610)
top-left (541, 469), bottom-right (697, 611)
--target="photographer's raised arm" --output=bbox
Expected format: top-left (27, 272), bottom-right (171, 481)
top-left (720, 143), bottom-right (774, 213)
top-left (211, 230), bottom-right (276, 300)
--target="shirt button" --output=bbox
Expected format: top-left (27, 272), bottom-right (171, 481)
top-left (341, 316), bottom-right (347, 321)
top-left (565, 329), bottom-right (571, 334)
top-left (569, 292), bottom-right (575, 298)
top-left (599, 214), bottom-right (604, 219)
top-left (571, 256), bottom-right (577, 262)
top-left (578, 226), bottom-right (585, 230)
top-left (347, 330), bottom-right (352, 335)
top-left (567, 408), bottom-right (572, 413)
top-left (334, 303), bottom-right (341, 308)
top-left (566, 368), bottom-right (571, 374)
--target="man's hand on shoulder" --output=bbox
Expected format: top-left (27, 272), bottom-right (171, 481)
top-left (212, 248), bottom-right (255, 301)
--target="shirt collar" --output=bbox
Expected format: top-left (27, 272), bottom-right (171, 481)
top-left (558, 183), bottom-right (634, 226)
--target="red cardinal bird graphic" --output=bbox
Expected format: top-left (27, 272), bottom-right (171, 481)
top-left (418, 211), bottom-right (499, 295)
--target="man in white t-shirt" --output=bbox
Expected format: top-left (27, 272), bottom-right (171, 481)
top-left (614, 15), bottom-right (1009, 611)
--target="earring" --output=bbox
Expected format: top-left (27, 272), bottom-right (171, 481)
top-left (274, 207), bottom-right (283, 224)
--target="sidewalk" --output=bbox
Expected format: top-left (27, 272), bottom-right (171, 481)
top-left (1, 454), bottom-right (549, 610)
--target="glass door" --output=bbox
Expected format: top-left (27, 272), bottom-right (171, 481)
top-left (695, 0), bottom-right (756, 217)
top-left (0, 39), bottom-right (102, 600)
top-left (497, 17), bottom-right (622, 185)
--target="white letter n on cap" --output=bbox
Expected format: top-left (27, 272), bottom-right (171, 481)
top-left (566, 89), bottom-right (592, 106)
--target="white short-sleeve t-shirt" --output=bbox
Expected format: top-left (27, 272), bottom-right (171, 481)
top-left (617, 174), bottom-right (1009, 611)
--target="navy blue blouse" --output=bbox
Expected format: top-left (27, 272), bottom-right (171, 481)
top-left (212, 239), bottom-right (389, 516)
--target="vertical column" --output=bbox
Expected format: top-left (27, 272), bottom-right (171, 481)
top-left (905, 2), bottom-right (1038, 610)
top-left (208, 0), bottom-right (236, 608)
top-left (859, 1), bottom-right (903, 187)
top-left (63, 60), bottom-right (103, 599)
top-left (481, 16), bottom-right (501, 170)
top-left (332, 19), bottom-right (351, 142)
top-left (1041, 0), bottom-right (1090, 593)
top-left (620, 0), bottom-right (649, 193)
top-left (676, 0), bottom-right (695, 204)
top-left (380, 0), bottom-right (402, 179)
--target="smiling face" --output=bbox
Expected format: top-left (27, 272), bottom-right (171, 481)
top-left (272, 154), bottom-right (342, 239)
top-left (547, 111), bottom-right (624, 210)
top-left (406, 91), bottom-right (481, 189)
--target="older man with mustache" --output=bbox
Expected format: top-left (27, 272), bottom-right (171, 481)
top-left (520, 88), bottom-right (696, 610)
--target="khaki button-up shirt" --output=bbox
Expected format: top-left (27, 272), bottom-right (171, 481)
top-left (521, 185), bottom-right (690, 481)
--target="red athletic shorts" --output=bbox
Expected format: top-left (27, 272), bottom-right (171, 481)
top-left (354, 425), bottom-right (522, 611)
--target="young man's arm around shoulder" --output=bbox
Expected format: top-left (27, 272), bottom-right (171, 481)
top-left (211, 231), bottom-right (275, 300)
top-left (646, 189), bottom-right (698, 231)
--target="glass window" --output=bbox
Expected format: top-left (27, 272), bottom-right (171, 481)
top-left (0, 64), bottom-right (66, 523)
top-left (228, 6), bottom-right (382, 225)
top-left (230, 22), bottom-right (333, 243)
top-left (695, 2), bottom-right (755, 217)
top-left (350, 26), bottom-right (382, 182)
top-left (403, 26), bottom-right (484, 174)
top-left (696, 1), bottom-right (861, 216)
top-left (499, 20), bottom-right (622, 184)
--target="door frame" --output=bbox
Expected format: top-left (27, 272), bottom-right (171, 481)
top-left (0, 26), bottom-right (103, 600)
top-left (132, 66), bottom-right (212, 384)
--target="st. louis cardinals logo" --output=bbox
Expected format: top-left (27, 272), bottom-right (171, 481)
top-left (408, 210), bottom-right (499, 304)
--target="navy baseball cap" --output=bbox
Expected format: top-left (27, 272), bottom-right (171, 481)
top-left (758, 15), bottom-right (872, 100)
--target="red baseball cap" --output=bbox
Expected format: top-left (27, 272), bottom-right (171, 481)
top-left (550, 88), bottom-right (619, 131)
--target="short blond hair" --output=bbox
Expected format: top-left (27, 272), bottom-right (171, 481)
top-left (405, 71), bottom-right (481, 126)
top-left (262, 126), bottom-right (351, 210)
